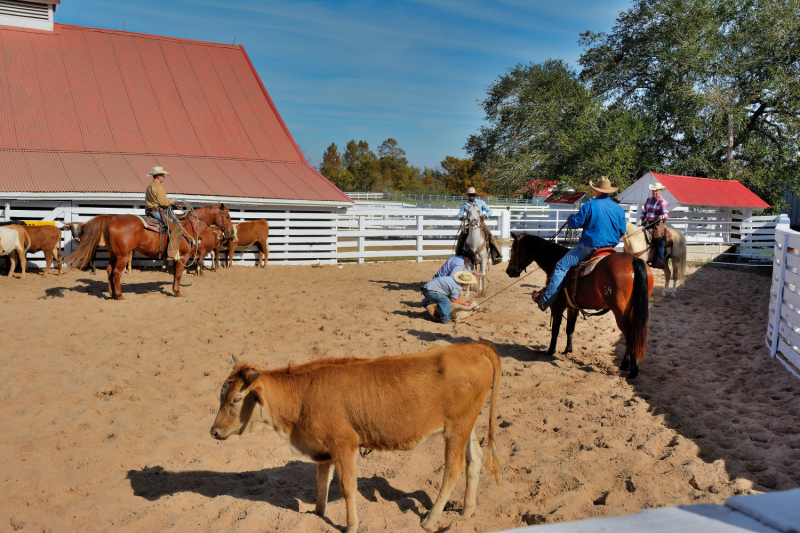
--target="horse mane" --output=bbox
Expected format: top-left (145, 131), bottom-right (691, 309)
top-left (521, 234), bottom-right (568, 271)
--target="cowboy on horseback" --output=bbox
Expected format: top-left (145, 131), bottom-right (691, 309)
top-left (532, 177), bottom-right (627, 311)
top-left (639, 182), bottom-right (669, 269)
top-left (144, 166), bottom-right (183, 260)
top-left (456, 187), bottom-right (503, 265)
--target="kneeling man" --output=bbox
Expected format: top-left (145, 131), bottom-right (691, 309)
top-left (421, 270), bottom-right (478, 323)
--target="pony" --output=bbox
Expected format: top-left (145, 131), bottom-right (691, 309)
top-left (462, 203), bottom-right (489, 296)
top-left (506, 233), bottom-right (654, 379)
top-left (66, 204), bottom-right (233, 299)
top-left (622, 222), bottom-right (686, 298)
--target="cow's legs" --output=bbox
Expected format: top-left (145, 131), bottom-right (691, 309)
top-left (333, 445), bottom-right (359, 533)
top-left (40, 249), bottom-right (52, 278)
top-left (422, 428), bottom-right (469, 530)
top-left (314, 461), bottom-right (335, 516)
top-left (462, 427), bottom-right (483, 518)
top-left (55, 244), bottom-right (62, 277)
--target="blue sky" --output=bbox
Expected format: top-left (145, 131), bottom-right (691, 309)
top-left (56, 0), bottom-right (630, 169)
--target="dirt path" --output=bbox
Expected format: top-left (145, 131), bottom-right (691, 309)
top-left (0, 262), bottom-right (797, 533)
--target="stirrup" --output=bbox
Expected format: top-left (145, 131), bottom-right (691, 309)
top-left (532, 290), bottom-right (547, 311)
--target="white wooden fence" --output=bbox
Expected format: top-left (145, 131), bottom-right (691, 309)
top-left (765, 222), bottom-right (800, 379)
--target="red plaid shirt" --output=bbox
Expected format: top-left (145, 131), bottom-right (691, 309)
top-left (640, 196), bottom-right (669, 222)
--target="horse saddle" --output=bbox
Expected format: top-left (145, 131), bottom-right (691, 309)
top-left (643, 225), bottom-right (674, 263)
top-left (137, 214), bottom-right (164, 233)
top-left (563, 247), bottom-right (617, 314)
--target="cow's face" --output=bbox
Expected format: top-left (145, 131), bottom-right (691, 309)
top-left (210, 358), bottom-right (266, 440)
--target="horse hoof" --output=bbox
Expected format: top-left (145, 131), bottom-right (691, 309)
top-left (627, 369), bottom-right (638, 380)
top-left (620, 361), bottom-right (630, 371)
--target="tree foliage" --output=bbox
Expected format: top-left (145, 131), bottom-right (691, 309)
top-left (440, 156), bottom-right (487, 195)
top-left (318, 142), bottom-right (354, 191)
top-left (468, 0), bottom-right (800, 207)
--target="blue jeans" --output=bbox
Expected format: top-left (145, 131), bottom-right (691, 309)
top-left (421, 289), bottom-right (452, 324)
top-left (541, 243), bottom-right (596, 307)
top-left (152, 211), bottom-right (165, 224)
top-left (655, 239), bottom-right (665, 259)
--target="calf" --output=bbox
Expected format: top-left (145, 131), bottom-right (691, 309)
top-left (210, 341), bottom-right (502, 533)
top-left (0, 225), bottom-right (30, 279)
top-left (224, 219), bottom-right (269, 268)
top-left (195, 227), bottom-right (223, 276)
top-left (63, 222), bottom-right (131, 274)
top-left (21, 225), bottom-right (63, 277)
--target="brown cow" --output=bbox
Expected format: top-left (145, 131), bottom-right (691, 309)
top-left (17, 225), bottom-right (63, 277)
top-left (1, 225), bottom-right (30, 279)
top-left (210, 341), bottom-right (502, 533)
top-left (224, 219), bottom-right (269, 268)
top-left (195, 227), bottom-right (223, 276)
top-left (63, 222), bottom-right (132, 274)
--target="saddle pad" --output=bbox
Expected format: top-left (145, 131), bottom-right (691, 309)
top-left (575, 247), bottom-right (616, 278)
top-left (136, 215), bottom-right (161, 232)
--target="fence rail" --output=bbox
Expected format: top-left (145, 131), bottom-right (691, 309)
top-left (345, 192), bottom-right (546, 206)
top-left (766, 222), bottom-right (800, 379)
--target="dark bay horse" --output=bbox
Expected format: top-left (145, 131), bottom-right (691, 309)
top-left (67, 204), bottom-right (233, 299)
top-left (506, 233), bottom-right (654, 378)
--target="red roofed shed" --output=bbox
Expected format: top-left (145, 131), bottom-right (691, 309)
top-left (0, 14), bottom-right (351, 265)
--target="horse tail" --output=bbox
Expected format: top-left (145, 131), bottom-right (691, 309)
top-left (66, 216), bottom-right (112, 271)
top-left (629, 257), bottom-right (650, 363)
top-left (480, 340), bottom-right (502, 485)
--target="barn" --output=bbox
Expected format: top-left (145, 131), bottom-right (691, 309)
top-left (0, 2), bottom-right (352, 266)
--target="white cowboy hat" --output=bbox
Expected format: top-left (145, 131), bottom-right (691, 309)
top-left (465, 187), bottom-right (478, 196)
top-left (454, 270), bottom-right (477, 285)
top-left (589, 176), bottom-right (618, 193)
top-left (648, 182), bottom-right (666, 191)
top-left (148, 166), bottom-right (169, 177)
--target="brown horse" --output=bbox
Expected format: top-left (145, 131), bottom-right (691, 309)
top-left (66, 204), bottom-right (233, 299)
top-left (506, 233), bottom-right (654, 379)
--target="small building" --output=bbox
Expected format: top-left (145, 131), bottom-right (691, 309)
top-left (543, 192), bottom-right (590, 210)
top-left (0, 2), bottom-right (352, 265)
top-left (617, 171), bottom-right (772, 258)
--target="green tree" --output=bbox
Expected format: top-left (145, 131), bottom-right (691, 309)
top-left (378, 138), bottom-right (411, 191)
top-left (578, 0), bottom-right (800, 207)
top-left (466, 59), bottom-right (649, 196)
top-left (343, 140), bottom-right (380, 191)
top-left (318, 143), bottom-right (354, 190)
top-left (440, 156), bottom-right (486, 195)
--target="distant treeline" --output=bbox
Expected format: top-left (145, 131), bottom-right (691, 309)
top-left (318, 139), bottom-right (487, 195)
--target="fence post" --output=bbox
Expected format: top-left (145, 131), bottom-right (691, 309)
top-left (416, 215), bottom-right (424, 262)
top-left (358, 215), bottom-right (366, 264)
top-left (499, 209), bottom-right (511, 261)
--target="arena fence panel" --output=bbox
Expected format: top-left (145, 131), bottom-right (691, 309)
top-left (766, 222), bottom-right (800, 379)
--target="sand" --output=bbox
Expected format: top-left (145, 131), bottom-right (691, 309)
top-left (1, 261), bottom-right (798, 533)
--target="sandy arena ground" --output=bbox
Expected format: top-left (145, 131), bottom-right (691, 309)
top-left (1, 260), bottom-right (798, 533)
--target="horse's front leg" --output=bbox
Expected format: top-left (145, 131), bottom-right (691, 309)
top-left (173, 256), bottom-right (186, 297)
top-left (563, 308), bottom-right (579, 354)
top-left (662, 262), bottom-right (671, 297)
top-left (546, 303), bottom-right (565, 356)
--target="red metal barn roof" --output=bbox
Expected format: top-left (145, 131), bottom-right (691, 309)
top-left (543, 192), bottom-right (587, 205)
top-left (0, 23), bottom-right (351, 203)
top-left (651, 173), bottom-right (770, 209)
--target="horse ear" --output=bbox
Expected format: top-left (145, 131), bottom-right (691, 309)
top-left (220, 203), bottom-right (226, 209)
top-left (511, 232), bottom-right (521, 241)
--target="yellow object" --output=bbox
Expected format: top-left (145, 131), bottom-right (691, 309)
top-left (23, 220), bottom-right (56, 226)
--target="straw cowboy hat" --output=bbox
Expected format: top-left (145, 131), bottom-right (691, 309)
top-left (148, 166), bottom-right (170, 177)
top-left (454, 270), bottom-right (478, 285)
top-left (465, 187), bottom-right (478, 196)
top-left (648, 182), bottom-right (666, 191)
top-left (589, 176), bottom-right (618, 193)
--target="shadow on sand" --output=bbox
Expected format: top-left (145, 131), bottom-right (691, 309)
top-left (41, 278), bottom-right (175, 299)
top-left (126, 463), bottom-right (432, 519)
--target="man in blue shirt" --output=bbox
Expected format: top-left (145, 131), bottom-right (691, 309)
top-left (533, 177), bottom-right (627, 311)
top-left (420, 271), bottom-right (478, 323)
top-left (433, 251), bottom-right (480, 278)
top-left (456, 187), bottom-right (503, 265)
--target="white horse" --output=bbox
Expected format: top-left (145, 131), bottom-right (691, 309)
top-left (464, 203), bottom-right (489, 296)
top-left (622, 222), bottom-right (686, 298)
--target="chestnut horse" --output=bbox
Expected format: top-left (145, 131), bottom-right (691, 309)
top-left (506, 233), bottom-right (654, 379)
top-left (66, 204), bottom-right (233, 299)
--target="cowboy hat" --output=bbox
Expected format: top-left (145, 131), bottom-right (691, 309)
top-left (589, 176), bottom-right (618, 193)
top-left (148, 166), bottom-right (169, 177)
top-left (648, 182), bottom-right (666, 191)
top-left (454, 270), bottom-right (477, 285)
top-left (465, 187), bottom-right (478, 196)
